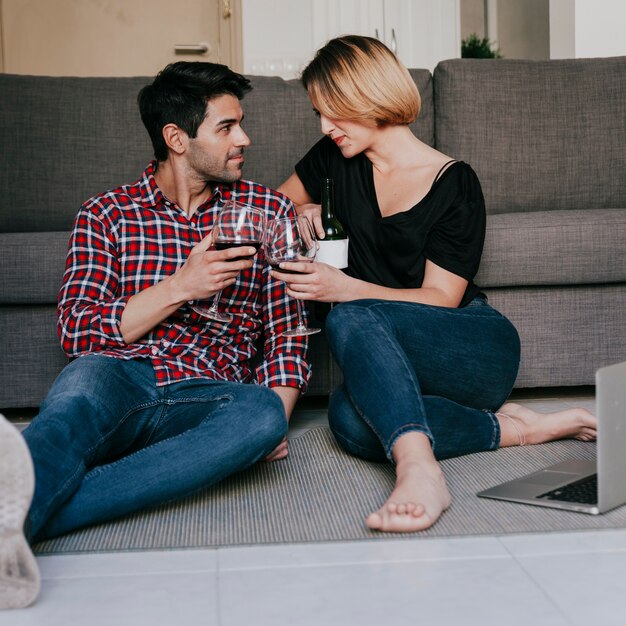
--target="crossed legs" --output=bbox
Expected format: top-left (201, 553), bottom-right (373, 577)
top-left (326, 299), bottom-right (597, 533)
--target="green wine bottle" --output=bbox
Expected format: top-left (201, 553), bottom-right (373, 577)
top-left (316, 178), bottom-right (348, 268)
top-left (315, 178), bottom-right (349, 324)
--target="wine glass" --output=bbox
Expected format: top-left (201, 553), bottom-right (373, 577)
top-left (191, 199), bottom-right (265, 321)
top-left (265, 215), bottom-right (321, 337)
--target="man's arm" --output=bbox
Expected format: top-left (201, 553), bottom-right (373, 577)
top-left (273, 386), bottom-right (300, 421)
top-left (118, 235), bottom-right (257, 342)
top-left (58, 204), bottom-right (257, 353)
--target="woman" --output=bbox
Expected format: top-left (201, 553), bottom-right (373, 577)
top-left (276, 35), bottom-right (596, 532)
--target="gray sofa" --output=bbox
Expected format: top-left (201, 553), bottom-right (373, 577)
top-left (1, 57), bottom-right (625, 409)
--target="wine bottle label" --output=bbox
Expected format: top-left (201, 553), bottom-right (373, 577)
top-left (317, 238), bottom-right (349, 269)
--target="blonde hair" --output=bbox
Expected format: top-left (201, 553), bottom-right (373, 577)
top-left (301, 35), bottom-right (421, 125)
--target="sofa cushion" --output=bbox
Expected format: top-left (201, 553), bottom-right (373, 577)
top-left (0, 75), bottom-right (154, 233)
top-left (0, 305), bottom-right (69, 408)
top-left (476, 209), bottom-right (626, 287)
top-left (434, 58), bottom-right (626, 215)
top-left (485, 284), bottom-right (626, 388)
top-left (0, 232), bottom-right (69, 304)
top-left (4, 207), bottom-right (623, 304)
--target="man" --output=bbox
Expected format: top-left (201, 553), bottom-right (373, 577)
top-left (0, 61), bottom-right (310, 609)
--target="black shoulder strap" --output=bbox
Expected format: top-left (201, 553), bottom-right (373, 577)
top-left (433, 159), bottom-right (457, 184)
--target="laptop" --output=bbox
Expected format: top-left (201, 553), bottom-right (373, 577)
top-left (477, 360), bottom-right (626, 515)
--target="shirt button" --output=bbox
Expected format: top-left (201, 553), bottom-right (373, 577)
top-left (151, 346), bottom-right (158, 355)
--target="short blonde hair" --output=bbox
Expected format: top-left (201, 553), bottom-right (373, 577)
top-left (301, 35), bottom-right (421, 125)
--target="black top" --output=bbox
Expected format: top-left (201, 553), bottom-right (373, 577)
top-left (295, 136), bottom-right (486, 307)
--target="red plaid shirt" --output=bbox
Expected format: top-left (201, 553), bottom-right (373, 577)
top-left (57, 162), bottom-right (311, 392)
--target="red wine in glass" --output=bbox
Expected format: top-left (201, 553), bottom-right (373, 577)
top-left (265, 216), bottom-right (320, 337)
top-left (191, 200), bottom-right (265, 322)
top-left (215, 240), bottom-right (261, 261)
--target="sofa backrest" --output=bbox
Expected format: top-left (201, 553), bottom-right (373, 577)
top-left (434, 57), bottom-right (626, 214)
top-left (0, 69), bottom-right (434, 233)
top-left (0, 75), bottom-right (153, 233)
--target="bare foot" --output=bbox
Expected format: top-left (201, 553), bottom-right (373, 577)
top-left (366, 460), bottom-right (451, 533)
top-left (498, 402), bottom-right (597, 447)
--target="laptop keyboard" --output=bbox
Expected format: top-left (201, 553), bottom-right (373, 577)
top-left (538, 474), bottom-right (598, 505)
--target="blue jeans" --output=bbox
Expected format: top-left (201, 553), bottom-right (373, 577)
top-left (23, 355), bottom-right (286, 541)
top-left (325, 297), bottom-right (520, 462)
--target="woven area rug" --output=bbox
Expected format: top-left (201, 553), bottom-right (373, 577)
top-left (33, 426), bottom-right (625, 555)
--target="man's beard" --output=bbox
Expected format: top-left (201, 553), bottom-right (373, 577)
top-left (217, 150), bottom-right (245, 183)
top-left (192, 149), bottom-right (245, 184)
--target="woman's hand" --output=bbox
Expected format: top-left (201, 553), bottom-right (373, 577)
top-left (295, 203), bottom-right (324, 239)
top-left (271, 261), bottom-right (352, 303)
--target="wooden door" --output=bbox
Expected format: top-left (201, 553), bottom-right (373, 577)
top-left (0, 0), bottom-right (242, 76)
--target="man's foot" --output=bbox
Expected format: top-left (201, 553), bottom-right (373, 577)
top-left (498, 402), bottom-right (597, 447)
top-left (366, 460), bottom-right (451, 533)
top-left (0, 414), bottom-right (40, 609)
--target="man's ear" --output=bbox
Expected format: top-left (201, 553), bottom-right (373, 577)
top-left (162, 123), bottom-right (187, 155)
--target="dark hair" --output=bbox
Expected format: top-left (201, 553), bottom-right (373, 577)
top-left (138, 61), bottom-right (252, 161)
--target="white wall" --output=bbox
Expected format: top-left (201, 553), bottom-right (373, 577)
top-left (241, 0), bottom-right (313, 77)
top-left (241, 0), bottom-right (459, 78)
top-left (551, 0), bottom-right (626, 59)
top-left (574, 0), bottom-right (626, 57)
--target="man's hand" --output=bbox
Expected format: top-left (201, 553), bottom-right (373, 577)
top-left (170, 233), bottom-right (257, 303)
top-left (119, 233), bottom-right (257, 343)
top-left (264, 436), bottom-right (289, 462)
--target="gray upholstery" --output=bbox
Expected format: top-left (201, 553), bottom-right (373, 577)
top-left (0, 232), bottom-right (68, 303)
top-left (434, 58), bottom-right (626, 214)
top-left (485, 285), bottom-right (626, 388)
top-left (476, 209), bottom-right (626, 287)
top-left (1, 58), bottom-right (625, 408)
top-left (0, 75), bottom-right (153, 233)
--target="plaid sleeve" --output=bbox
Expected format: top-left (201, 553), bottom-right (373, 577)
top-left (57, 203), bottom-right (130, 356)
top-left (254, 194), bottom-right (312, 393)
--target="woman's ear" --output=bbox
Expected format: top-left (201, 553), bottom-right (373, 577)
top-left (161, 123), bottom-right (187, 155)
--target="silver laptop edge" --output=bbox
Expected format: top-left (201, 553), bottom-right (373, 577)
top-left (477, 360), bottom-right (626, 515)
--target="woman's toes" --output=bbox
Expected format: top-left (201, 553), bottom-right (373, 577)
top-left (365, 512), bottom-right (383, 529)
top-left (396, 503), bottom-right (408, 515)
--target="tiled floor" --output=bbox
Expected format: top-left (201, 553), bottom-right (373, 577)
top-left (4, 389), bottom-right (625, 626)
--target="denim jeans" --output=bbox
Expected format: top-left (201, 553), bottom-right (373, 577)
top-left (325, 297), bottom-right (520, 462)
top-left (22, 355), bottom-right (287, 541)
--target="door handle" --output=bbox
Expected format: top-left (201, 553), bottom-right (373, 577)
top-left (174, 43), bottom-right (211, 55)
top-left (390, 28), bottom-right (397, 54)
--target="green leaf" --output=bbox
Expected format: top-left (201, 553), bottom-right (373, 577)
top-left (461, 33), bottom-right (503, 59)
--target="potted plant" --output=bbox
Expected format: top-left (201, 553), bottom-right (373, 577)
top-left (461, 33), bottom-right (502, 58)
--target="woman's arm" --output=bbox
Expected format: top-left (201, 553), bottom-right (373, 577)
top-left (277, 173), bottom-right (468, 309)
top-left (278, 173), bottom-right (325, 238)
top-left (278, 173), bottom-right (313, 205)
top-left (348, 260), bottom-right (468, 307)
top-left (273, 258), bottom-right (467, 309)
